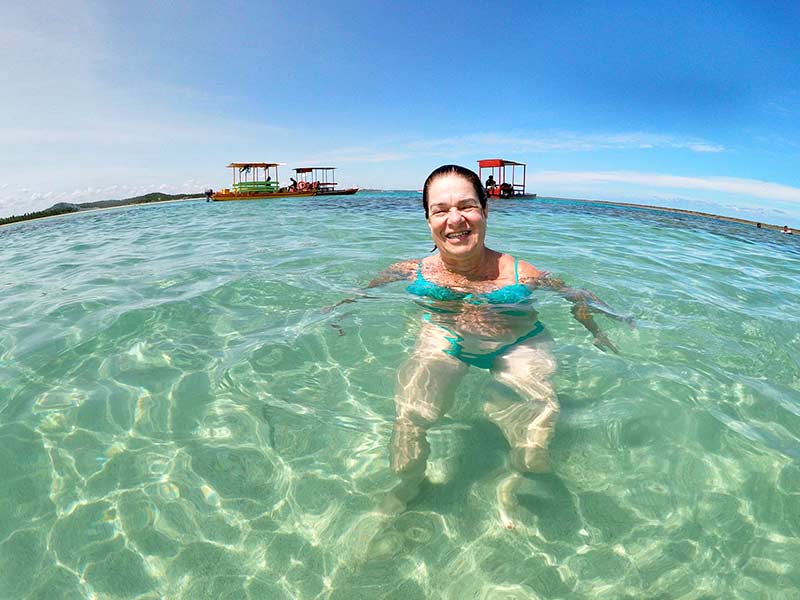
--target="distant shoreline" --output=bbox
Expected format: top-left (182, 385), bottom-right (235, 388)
top-left (541, 196), bottom-right (795, 233)
top-left (0, 193), bottom-right (205, 228)
top-left (1, 191), bottom-right (794, 234)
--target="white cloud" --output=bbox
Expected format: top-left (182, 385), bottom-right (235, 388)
top-left (298, 147), bottom-right (410, 165)
top-left (528, 171), bottom-right (800, 204)
top-left (296, 131), bottom-right (725, 168)
top-left (403, 132), bottom-right (725, 156)
top-left (287, 131), bottom-right (726, 176)
top-left (764, 90), bottom-right (800, 117)
top-left (686, 144), bottom-right (725, 153)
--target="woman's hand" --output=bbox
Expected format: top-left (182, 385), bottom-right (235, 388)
top-left (321, 297), bottom-right (358, 313)
top-left (592, 331), bottom-right (619, 354)
top-left (533, 275), bottom-right (632, 352)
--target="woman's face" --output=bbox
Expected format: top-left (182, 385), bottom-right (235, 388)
top-left (426, 173), bottom-right (488, 257)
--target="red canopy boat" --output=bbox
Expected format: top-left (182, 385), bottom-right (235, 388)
top-left (477, 159), bottom-right (535, 198)
top-left (293, 167), bottom-right (359, 196)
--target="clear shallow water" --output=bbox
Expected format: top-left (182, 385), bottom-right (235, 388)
top-left (1, 193), bottom-right (799, 599)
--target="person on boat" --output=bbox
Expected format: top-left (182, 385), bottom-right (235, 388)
top-left (354, 164), bottom-right (630, 527)
top-left (289, 177), bottom-right (298, 191)
top-left (485, 174), bottom-right (497, 193)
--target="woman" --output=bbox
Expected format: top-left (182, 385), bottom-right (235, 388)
top-left (350, 165), bottom-right (627, 526)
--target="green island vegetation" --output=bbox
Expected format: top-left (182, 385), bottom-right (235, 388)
top-left (0, 192), bottom-right (205, 226)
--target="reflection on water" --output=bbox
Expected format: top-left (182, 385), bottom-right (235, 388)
top-left (1, 195), bottom-right (799, 598)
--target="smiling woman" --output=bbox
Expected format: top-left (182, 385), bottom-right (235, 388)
top-left (360, 164), bottom-right (633, 528)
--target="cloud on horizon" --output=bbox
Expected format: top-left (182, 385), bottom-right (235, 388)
top-left (308, 131), bottom-right (726, 166)
top-left (406, 132), bottom-right (726, 155)
top-left (528, 170), bottom-right (800, 204)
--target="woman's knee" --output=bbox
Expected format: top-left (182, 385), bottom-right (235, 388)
top-left (493, 371), bottom-right (556, 405)
top-left (394, 399), bottom-right (445, 429)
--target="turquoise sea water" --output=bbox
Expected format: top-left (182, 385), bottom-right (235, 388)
top-left (1, 193), bottom-right (799, 599)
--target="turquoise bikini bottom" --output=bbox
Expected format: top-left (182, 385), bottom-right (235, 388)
top-left (423, 314), bottom-right (545, 370)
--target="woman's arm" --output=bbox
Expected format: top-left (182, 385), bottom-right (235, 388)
top-left (523, 268), bottom-right (634, 353)
top-left (366, 260), bottom-right (418, 288)
top-left (323, 260), bottom-right (417, 311)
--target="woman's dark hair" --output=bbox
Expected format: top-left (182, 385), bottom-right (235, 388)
top-left (422, 164), bottom-right (487, 218)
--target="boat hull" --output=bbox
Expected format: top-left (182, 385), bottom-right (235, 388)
top-left (211, 190), bottom-right (316, 201)
top-left (315, 188), bottom-right (359, 196)
top-left (487, 191), bottom-right (537, 199)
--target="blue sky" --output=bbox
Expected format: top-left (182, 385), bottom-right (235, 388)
top-left (2, 1), bottom-right (800, 225)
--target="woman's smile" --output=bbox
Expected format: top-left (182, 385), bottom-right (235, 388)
top-left (445, 228), bottom-right (472, 241)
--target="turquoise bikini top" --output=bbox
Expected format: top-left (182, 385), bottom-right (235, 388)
top-left (407, 258), bottom-right (532, 305)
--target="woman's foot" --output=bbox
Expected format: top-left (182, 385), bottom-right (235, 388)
top-left (379, 476), bottom-right (423, 515)
top-left (497, 471), bottom-right (522, 530)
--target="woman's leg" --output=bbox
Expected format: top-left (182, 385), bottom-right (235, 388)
top-left (387, 323), bottom-right (468, 511)
top-left (484, 336), bottom-right (558, 528)
top-left (486, 336), bottom-right (558, 474)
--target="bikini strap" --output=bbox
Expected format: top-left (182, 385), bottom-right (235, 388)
top-left (416, 259), bottom-right (424, 280)
top-left (513, 257), bottom-right (519, 283)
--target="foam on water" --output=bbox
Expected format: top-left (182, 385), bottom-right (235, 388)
top-left (1, 194), bottom-right (799, 598)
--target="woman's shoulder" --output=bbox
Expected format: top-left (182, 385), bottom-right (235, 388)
top-left (500, 253), bottom-right (546, 282)
top-left (367, 259), bottom-right (419, 288)
top-left (386, 259), bottom-right (420, 277)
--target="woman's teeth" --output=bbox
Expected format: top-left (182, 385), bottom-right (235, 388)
top-left (446, 230), bottom-right (471, 239)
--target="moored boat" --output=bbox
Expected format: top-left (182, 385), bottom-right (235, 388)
top-left (477, 158), bottom-right (536, 199)
top-left (211, 163), bottom-right (316, 201)
top-left (293, 167), bottom-right (359, 196)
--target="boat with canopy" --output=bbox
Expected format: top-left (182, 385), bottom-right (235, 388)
top-left (292, 167), bottom-right (359, 196)
top-left (477, 158), bottom-right (536, 198)
top-left (210, 163), bottom-right (316, 201)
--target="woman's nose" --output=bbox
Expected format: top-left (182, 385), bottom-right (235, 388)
top-left (447, 208), bottom-right (466, 222)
